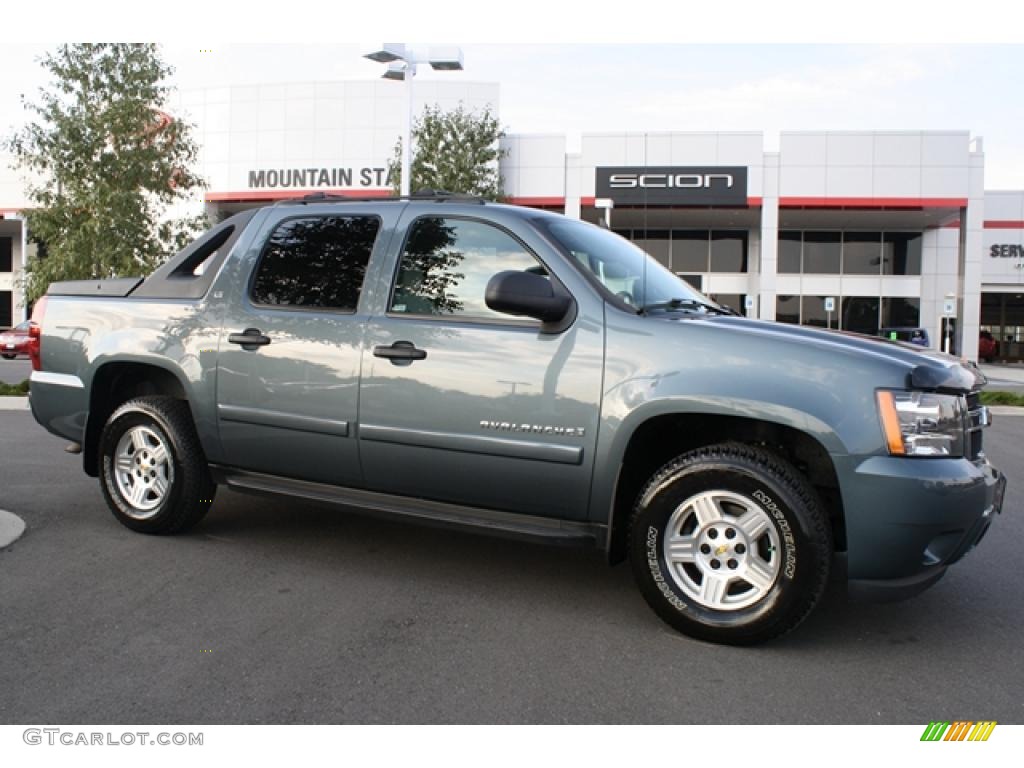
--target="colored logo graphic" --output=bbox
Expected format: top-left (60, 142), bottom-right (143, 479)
top-left (920, 721), bottom-right (997, 742)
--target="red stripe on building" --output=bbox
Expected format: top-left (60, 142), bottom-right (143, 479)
top-left (205, 189), bottom-right (393, 202)
top-left (984, 220), bottom-right (1024, 229)
top-left (578, 196), bottom-right (763, 208)
top-left (779, 197), bottom-right (967, 208)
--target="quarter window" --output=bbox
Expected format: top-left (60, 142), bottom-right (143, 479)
top-left (250, 216), bottom-right (379, 310)
top-left (390, 217), bottom-right (546, 320)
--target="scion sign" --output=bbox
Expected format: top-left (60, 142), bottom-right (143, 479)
top-left (596, 166), bottom-right (748, 206)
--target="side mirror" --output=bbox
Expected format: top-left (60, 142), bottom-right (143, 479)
top-left (485, 270), bottom-right (573, 325)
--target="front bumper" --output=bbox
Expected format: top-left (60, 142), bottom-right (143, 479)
top-left (838, 453), bottom-right (1005, 601)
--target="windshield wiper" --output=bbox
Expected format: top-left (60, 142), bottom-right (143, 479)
top-left (639, 298), bottom-right (738, 316)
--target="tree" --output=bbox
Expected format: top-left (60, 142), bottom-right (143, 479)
top-left (389, 103), bottom-right (507, 200)
top-left (6, 44), bottom-right (206, 303)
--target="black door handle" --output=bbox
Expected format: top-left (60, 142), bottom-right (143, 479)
top-left (228, 328), bottom-right (271, 350)
top-left (373, 340), bottom-right (427, 365)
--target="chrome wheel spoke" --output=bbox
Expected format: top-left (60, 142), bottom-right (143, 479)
top-left (115, 454), bottom-right (133, 474)
top-left (736, 508), bottom-right (770, 540)
top-left (743, 557), bottom-right (776, 592)
top-left (130, 429), bottom-right (148, 454)
top-left (151, 473), bottom-right (169, 499)
top-left (148, 444), bottom-right (169, 468)
top-left (666, 536), bottom-right (697, 563)
top-left (699, 574), bottom-right (730, 607)
top-left (692, 495), bottom-right (724, 527)
top-left (128, 480), bottom-right (149, 508)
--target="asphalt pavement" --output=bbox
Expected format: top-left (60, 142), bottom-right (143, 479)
top-left (1, 409), bottom-right (1022, 724)
top-left (0, 358), bottom-right (30, 386)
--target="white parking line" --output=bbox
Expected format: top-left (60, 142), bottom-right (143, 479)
top-left (0, 397), bottom-right (29, 411)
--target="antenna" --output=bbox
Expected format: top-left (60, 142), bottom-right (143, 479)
top-left (642, 177), bottom-right (649, 308)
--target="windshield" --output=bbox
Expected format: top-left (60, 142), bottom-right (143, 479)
top-left (537, 217), bottom-right (718, 312)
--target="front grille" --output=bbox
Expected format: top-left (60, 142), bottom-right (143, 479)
top-left (965, 391), bottom-right (985, 460)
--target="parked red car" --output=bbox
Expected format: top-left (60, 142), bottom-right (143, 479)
top-left (0, 321), bottom-right (31, 359)
top-left (979, 331), bottom-right (998, 363)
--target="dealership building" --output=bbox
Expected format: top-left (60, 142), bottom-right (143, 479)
top-left (2, 77), bottom-right (1024, 363)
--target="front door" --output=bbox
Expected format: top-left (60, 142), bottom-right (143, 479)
top-left (216, 210), bottom-right (387, 486)
top-left (357, 214), bottom-right (604, 521)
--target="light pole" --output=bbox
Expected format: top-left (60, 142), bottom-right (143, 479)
top-left (364, 43), bottom-right (464, 197)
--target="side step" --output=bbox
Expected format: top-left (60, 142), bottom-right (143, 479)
top-left (209, 465), bottom-right (603, 548)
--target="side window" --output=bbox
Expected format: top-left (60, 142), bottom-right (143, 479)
top-left (251, 216), bottom-right (379, 311)
top-left (390, 217), bottom-right (546, 320)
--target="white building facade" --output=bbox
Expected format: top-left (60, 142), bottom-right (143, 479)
top-left (2, 79), bottom-right (1023, 364)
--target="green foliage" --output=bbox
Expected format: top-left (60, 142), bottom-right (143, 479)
top-left (979, 390), bottom-right (1024, 406)
top-left (389, 103), bottom-right (508, 200)
top-left (6, 44), bottom-right (206, 304)
top-left (0, 380), bottom-right (30, 397)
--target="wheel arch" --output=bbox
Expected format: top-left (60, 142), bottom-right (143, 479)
top-left (82, 361), bottom-right (193, 477)
top-left (604, 407), bottom-right (847, 565)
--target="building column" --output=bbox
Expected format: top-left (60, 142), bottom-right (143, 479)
top-left (564, 153), bottom-right (582, 220)
top-left (758, 152), bottom-right (780, 320)
top-left (959, 142), bottom-right (985, 362)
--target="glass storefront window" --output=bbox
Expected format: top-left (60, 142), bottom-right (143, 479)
top-left (778, 231), bottom-right (801, 273)
top-left (842, 232), bottom-right (882, 275)
top-left (712, 293), bottom-right (745, 315)
top-left (802, 232), bottom-right (841, 274)
top-left (881, 297), bottom-right (920, 328)
top-left (801, 296), bottom-right (832, 328)
top-left (634, 229), bottom-right (671, 268)
top-left (776, 295), bottom-right (799, 324)
top-left (980, 292), bottom-right (1024, 361)
top-left (842, 296), bottom-right (880, 336)
top-left (710, 231), bottom-right (747, 273)
top-left (777, 231), bottom-right (923, 276)
top-left (679, 274), bottom-right (703, 292)
top-left (671, 230), bottom-right (709, 273)
top-left (882, 232), bottom-right (923, 275)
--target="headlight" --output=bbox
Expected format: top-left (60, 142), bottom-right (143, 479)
top-left (876, 390), bottom-right (965, 457)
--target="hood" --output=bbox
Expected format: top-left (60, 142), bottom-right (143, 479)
top-left (679, 315), bottom-right (985, 394)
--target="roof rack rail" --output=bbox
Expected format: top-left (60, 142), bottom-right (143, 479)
top-left (273, 190), bottom-right (487, 206)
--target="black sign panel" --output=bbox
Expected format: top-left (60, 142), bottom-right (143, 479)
top-left (596, 166), bottom-right (748, 206)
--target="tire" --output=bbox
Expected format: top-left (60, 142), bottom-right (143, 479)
top-left (1, 354), bottom-right (15, 360)
top-left (630, 442), bottom-right (832, 645)
top-left (98, 396), bottom-right (215, 534)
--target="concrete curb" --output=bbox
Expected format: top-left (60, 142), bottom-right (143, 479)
top-left (0, 396), bottom-right (29, 411)
top-left (0, 509), bottom-right (26, 549)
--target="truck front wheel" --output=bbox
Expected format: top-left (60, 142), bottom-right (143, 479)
top-left (98, 396), bottom-right (215, 534)
top-left (630, 442), bottom-right (832, 645)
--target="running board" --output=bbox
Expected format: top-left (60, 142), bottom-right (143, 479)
top-left (209, 465), bottom-right (603, 548)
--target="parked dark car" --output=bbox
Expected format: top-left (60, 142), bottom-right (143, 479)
top-left (0, 321), bottom-right (31, 359)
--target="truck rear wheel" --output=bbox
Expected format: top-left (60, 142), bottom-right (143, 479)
top-left (98, 396), bottom-right (215, 534)
top-left (630, 442), bottom-right (832, 645)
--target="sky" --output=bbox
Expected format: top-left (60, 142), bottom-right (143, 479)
top-left (2, 28), bottom-right (1023, 188)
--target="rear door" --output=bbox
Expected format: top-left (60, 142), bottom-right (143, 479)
top-left (356, 211), bottom-right (605, 521)
top-left (215, 206), bottom-right (394, 486)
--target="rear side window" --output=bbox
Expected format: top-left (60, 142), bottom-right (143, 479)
top-left (390, 217), bottom-right (545, 320)
top-left (251, 216), bottom-right (380, 311)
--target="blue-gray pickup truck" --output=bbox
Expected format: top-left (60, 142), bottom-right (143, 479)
top-left (26, 194), bottom-right (1007, 644)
